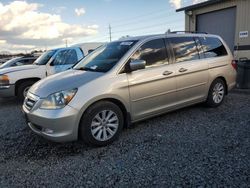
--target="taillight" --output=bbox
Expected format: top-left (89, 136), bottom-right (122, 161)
top-left (231, 60), bottom-right (237, 70)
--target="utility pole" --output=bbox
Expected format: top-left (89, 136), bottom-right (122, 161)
top-left (109, 24), bottom-right (112, 42)
top-left (65, 39), bottom-right (68, 47)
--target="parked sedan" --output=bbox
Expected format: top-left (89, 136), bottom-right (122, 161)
top-left (0, 56), bottom-right (38, 69)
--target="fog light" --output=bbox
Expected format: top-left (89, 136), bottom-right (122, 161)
top-left (43, 128), bottom-right (54, 134)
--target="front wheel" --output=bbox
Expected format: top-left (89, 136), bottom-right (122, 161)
top-left (79, 101), bottom-right (124, 146)
top-left (206, 78), bottom-right (226, 107)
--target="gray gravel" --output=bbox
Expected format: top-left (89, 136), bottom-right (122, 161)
top-left (0, 91), bottom-right (249, 187)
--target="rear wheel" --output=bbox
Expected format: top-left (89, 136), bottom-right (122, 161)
top-left (17, 81), bottom-right (36, 101)
top-left (79, 101), bottom-right (124, 146)
top-left (206, 78), bottom-right (226, 107)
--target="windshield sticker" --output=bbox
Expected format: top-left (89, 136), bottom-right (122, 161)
top-left (120, 42), bottom-right (133, 46)
top-left (90, 65), bottom-right (98, 70)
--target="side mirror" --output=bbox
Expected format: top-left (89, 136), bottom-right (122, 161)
top-left (50, 59), bottom-right (55, 66)
top-left (129, 59), bottom-right (146, 72)
top-left (88, 49), bottom-right (94, 54)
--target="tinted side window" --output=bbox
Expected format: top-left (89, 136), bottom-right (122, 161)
top-left (21, 59), bottom-right (33, 65)
top-left (194, 37), bottom-right (205, 59)
top-left (12, 59), bottom-right (27, 66)
top-left (65, 49), bottom-right (78, 64)
top-left (131, 39), bottom-right (168, 68)
top-left (53, 50), bottom-right (77, 65)
top-left (169, 37), bottom-right (200, 63)
top-left (199, 37), bottom-right (227, 58)
top-left (28, 58), bottom-right (36, 64)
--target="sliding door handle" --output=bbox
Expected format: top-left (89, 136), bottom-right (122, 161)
top-left (163, 71), bottom-right (173, 76)
top-left (179, 68), bottom-right (188, 73)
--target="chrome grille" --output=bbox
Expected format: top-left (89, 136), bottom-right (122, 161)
top-left (24, 92), bottom-right (39, 111)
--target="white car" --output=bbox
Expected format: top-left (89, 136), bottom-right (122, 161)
top-left (0, 43), bottom-right (103, 101)
top-left (0, 56), bottom-right (38, 69)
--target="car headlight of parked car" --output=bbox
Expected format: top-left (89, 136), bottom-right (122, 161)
top-left (40, 89), bottom-right (77, 110)
top-left (0, 75), bottom-right (10, 88)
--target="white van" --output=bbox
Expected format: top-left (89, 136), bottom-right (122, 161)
top-left (0, 43), bottom-right (103, 100)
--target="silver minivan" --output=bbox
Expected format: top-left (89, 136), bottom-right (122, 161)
top-left (23, 33), bottom-right (236, 146)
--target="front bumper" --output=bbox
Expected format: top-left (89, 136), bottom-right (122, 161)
top-left (23, 103), bottom-right (80, 142)
top-left (0, 85), bottom-right (15, 97)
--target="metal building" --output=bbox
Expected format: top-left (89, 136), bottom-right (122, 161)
top-left (176, 0), bottom-right (250, 60)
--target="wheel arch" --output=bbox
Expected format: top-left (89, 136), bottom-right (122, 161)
top-left (213, 76), bottom-right (228, 95)
top-left (15, 78), bottom-right (41, 96)
top-left (77, 97), bottom-right (131, 138)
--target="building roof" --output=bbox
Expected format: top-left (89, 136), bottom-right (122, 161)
top-left (176, 0), bottom-right (227, 12)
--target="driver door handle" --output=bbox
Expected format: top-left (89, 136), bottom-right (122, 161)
top-left (163, 70), bottom-right (173, 76)
top-left (179, 68), bottom-right (188, 73)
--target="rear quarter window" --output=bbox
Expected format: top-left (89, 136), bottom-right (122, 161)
top-left (199, 37), bottom-right (228, 58)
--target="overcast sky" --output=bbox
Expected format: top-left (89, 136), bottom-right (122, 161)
top-left (0, 0), bottom-right (206, 53)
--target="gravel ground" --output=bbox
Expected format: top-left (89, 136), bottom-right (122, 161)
top-left (0, 91), bottom-right (249, 187)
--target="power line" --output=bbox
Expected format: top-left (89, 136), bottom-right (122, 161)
top-left (111, 11), bottom-right (180, 28)
top-left (111, 22), bottom-right (183, 39)
top-left (84, 19), bottom-right (183, 43)
top-left (112, 18), bottom-right (183, 34)
top-left (110, 8), bottom-right (175, 24)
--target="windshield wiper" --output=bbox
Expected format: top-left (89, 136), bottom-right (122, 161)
top-left (77, 67), bottom-right (105, 73)
top-left (77, 67), bottom-right (97, 72)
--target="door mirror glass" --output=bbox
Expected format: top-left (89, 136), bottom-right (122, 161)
top-left (129, 59), bottom-right (146, 71)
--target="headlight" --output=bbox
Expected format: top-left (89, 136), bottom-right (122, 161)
top-left (40, 89), bottom-right (77, 110)
top-left (0, 75), bottom-right (10, 88)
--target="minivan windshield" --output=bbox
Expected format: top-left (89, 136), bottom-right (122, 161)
top-left (34, 50), bottom-right (56, 65)
top-left (74, 40), bottom-right (138, 72)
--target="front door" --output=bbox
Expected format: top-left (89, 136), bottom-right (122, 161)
top-left (127, 38), bottom-right (177, 121)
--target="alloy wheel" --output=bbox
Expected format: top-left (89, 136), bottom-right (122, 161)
top-left (91, 110), bottom-right (119, 141)
top-left (212, 82), bottom-right (224, 104)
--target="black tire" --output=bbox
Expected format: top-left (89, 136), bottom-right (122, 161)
top-left (17, 81), bottom-right (36, 101)
top-left (79, 101), bottom-right (124, 146)
top-left (206, 78), bottom-right (226, 108)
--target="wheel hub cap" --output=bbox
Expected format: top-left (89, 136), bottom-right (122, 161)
top-left (91, 110), bottom-right (119, 141)
top-left (212, 83), bottom-right (224, 104)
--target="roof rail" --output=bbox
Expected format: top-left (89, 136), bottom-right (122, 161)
top-left (169, 31), bottom-right (208, 34)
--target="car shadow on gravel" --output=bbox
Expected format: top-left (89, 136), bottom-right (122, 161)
top-left (0, 97), bottom-right (20, 106)
top-left (0, 93), bottom-right (247, 162)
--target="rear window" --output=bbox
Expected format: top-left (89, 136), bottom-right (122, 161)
top-left (199, 37), bottom-right (228, 58)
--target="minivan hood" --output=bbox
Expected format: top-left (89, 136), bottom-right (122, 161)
top-left (0, 64), bottom-right (39, 74)
top-left (29, 69), bottom-right (104, 98)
